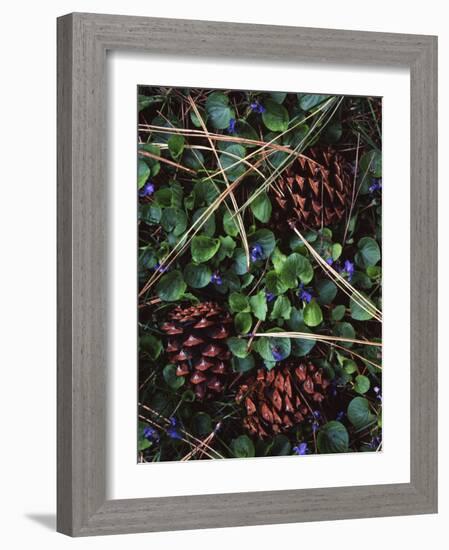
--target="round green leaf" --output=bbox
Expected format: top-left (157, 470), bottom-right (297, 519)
top-left (235, 312), bottom-right (252, 334)
top-left (270, 295), bottom-right (291, 320)
top-left (155, 270), bottom-right (186, 301)
top-left (262, 99), bottom-right (289, 132)
top-left (249, 290), bottom-right (267, 321)
top-left (231, 435), bottom-right (255, 458)
top-left (249, 229), bottom-right (276, 259)
top-left (223, 210), bottom-right (239, 237)
top-left (183, 263), bottom-right (212, 289)
top-left (163, 364), bottom-right (185, 390)
top-left (160, 207), bottom-right (187, 236)
top-left (350, 293), bottom-right (375, 321)
top-left (192, 412), bottom-right (212, 436)
top-left (220, 144), bottom-right (246, 181)
top-left (317, 421), bottom-right (349, 454)
top-left (331, 304), bottom-right (346, 321)
top-left (255, 335), bottom-right (291, 362)
top-left (192, 208), bottom-right (216, 236)
top-left (250, 192), bottom-right (272, 223)
top-left (269, 434), bottom-right (291, 456)
top-left (354, 374), bottom-right (371, 394)
top-left (227, 337), bottom-right (249, 358)
top-left (334, 322), bottom-right (356, 347)
top-left (140, 334), bottom-right (163, 359)
top-left (232, 354), bottom-right (255, 373)
top-left (303, 299), bottom-right (323, 327)
top-left (205, 91), bottom-right (234, 129)
top-left (356, 237), bottom-right (381, 267)
top-left (138, 159), bottom-right (150, 189)
top-left (191, 236), bottom-right (220, 263)
top-left (316, 279), bottom-right (337, 305)
top-left (279, 253), bottom-right (313, 288)
top-left (168, 134), bottom-right (185, 160)
top-left (360, 149), bottom-right (382, 178)
top-left (229, 292), bottom-right (250, 313)
top-left (347, 397), bottom-right (376, 430)
top-left (298, 94), bottom-right (330, 111)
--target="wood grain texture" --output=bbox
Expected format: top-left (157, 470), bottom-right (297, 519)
top-left (57, 12), bottom-right (438, 536)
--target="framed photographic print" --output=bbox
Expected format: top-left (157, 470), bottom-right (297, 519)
top-left (57, 13), bottom-right (438, 536)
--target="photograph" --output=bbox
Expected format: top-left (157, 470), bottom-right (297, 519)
top-left (137, 86), bottom-right (382, 462)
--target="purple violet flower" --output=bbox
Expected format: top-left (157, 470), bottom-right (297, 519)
top-left (342, 260), bottom-right (355, 282)
top-left (211, 272), bottom-right (223, 285)
top-left (228, 118), bottom-right (236, 134)
top-left (153, 262), bottom-right (168, 273)
top-left (271, 346), bottom-right (283, 362)
top-left (336, 411), bottom-right (345, 422)
top-left (298, 283), bottom-right (313, 303)
top-left (143, 426), bottom-right (159, 441)
top-left (293, 442), bottom-right (308, 455)
top-left (369, 178), bottom-right (382, 193)
top-left (250, 243), bottom-right (264, 262)
top-left (139, 180), bottom-right (155, 198)
top-left (326, 257), bottom-right (334, 266)
top-left (166, 417), bottom-right (182, 440)
top-left (265, 291), bottom-right (276, 302)
top-left (250, 101), bottom-right (266, 114)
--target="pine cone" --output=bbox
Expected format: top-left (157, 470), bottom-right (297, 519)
top-left (161, 302), bottom-right (233, 400)
top-left (236, 361), bottom-right (330, 438)
top-left (272, 147), bottom-right (353, 229)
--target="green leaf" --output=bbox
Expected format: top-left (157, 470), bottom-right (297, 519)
top-left (154, 187), bottom-right (172, 207)
top-left (191, 236), bottom-right (220, 263)
top-left (249, 290), bottom-right (267, 321)
top-left (317, 421), bottom-right (349, 454)
top-left (235, 312), bottom-right (252, 334)
top-left (234, 119), bottom-right (259, 142)
top-left (255, 335), bottom-right (291, 362)
top-left (138, 159), bottom-right (150, 189)
top-left (334, 322), bottom-right (356, 347)
top-left (205, 91), bottom-right (234, 129)
top-left (232, 248), bottom-right (249, 275)
top-left (232, 354), bottom-right (255, 373)
top-left (347, 397), bottom-right (376, 430)
top-left (190, 107), bottom-right (207, 128)
top-left (183, 149), bottom-right (205, 171)
top-left (192, 207), bottom-right (215, 237)
top-left (155, 270), bottom-right (186, 302)
top-left (229, 292), bottom-right (250, 313)
top-left (163, 364), bottom-right (185, 390)
top-left (343, 359), bottom-right (358, 374)
top-left (265, 271), bottom-right (289, 295)
top-left (331, 304), bottom-right (346, 321)
top-left (140, 334), bottom-right (163, 359)
top-left (183, 263), bottom-right (212, 289)
top-left (356, 237), bottom-right (381, 267)
top-left (332, 243), bottom-right (342, 261)
top-left (231, 435), bottom-right (255, 458)
top-left (138, 422), bottom-right (153, 451)
top-left (279, 253), bottom-right (313, 288)
top-left (223, 210), bottom-right (239, 237)
top-left (140, 203), bottom-right (162, 225)
top-left (249, 229), bottom-right (276, 259)
top-left (360, 150), bottom-right (382, 178)
top-left (262, 99), bottom-right (289, 132)
top-left (138, 94), bottom-right (163, 112)
top-left (139, 143), bottom-right (161, 177)
top-left (192, 412), bottom-right (212, 436)
top-left (250, 192), bottom-right (272, 223)
top-left (298, 94), bottom-right (330, 111)
top-left (316, 280), bottom-right (337, 305)
top-left (354, 374), bottom-right (371, 394)
top-left (350, 293), bottom-right (375, 321)
top-left (168, 134), bottom-right (185, 160)
top-left (303, 299), bottom-right (323, 327)
top-left (160, 207), bottom-right (187, 236)
top-left (269, 434), bottom-right (291, 456)
top-left (220, 144), bottom-right (246, 181)
top-left (270, 295), bottom-right (291, 320)
top-left (227, 337), bottom-right (249, 358)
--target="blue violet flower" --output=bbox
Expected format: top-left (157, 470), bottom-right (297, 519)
top-left (250, 243), bottom-right (264, 262)
top-left (228, 118), bottom-right (236, 134)
top-left (211, 272), bottom-right (223, 285)
top-left (250, 101), bottom-right (266, 114)
top-left (293, 442), bottom-right (308, 455)
top-left (166, 417), bottom-right (182, 440)
top-left (139, 180), bottom-right (155, 198)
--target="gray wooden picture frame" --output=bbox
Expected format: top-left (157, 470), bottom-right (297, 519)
top-left (57, 12), bottom-right (438, 537)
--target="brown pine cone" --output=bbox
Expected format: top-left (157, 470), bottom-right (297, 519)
top-left (161, 301), bottom-right (233, 400)
top-left (272, 147), bottom-right (353, 230)
top-left (236, 361), bottom-right (330, 438)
